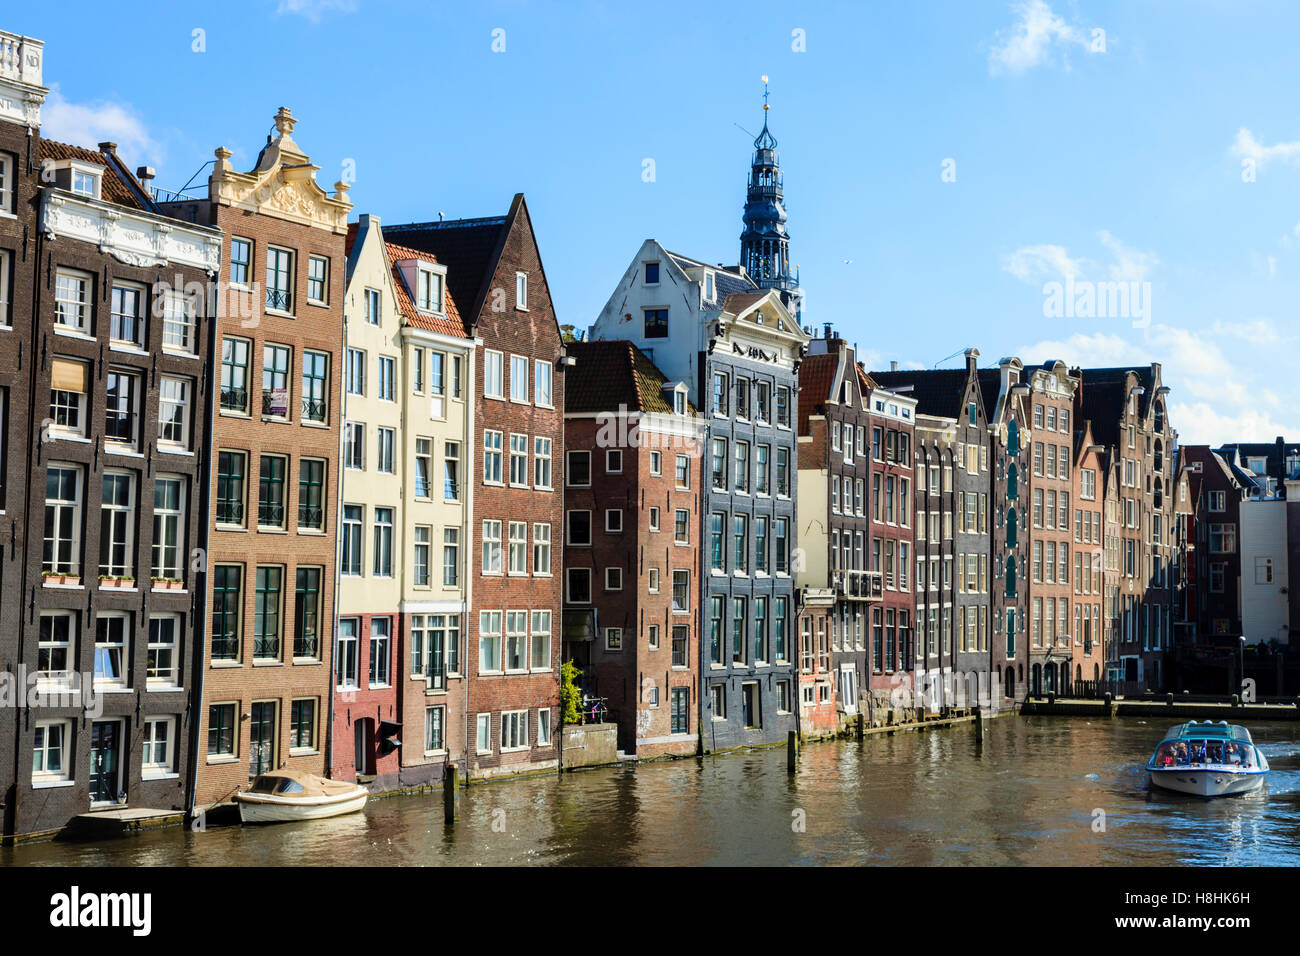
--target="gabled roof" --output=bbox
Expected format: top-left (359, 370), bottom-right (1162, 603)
top-left (565, 340), bottom-right (695, 417)
top-left (870, 367), bottom-right (970, 421)
top-left (666, 251), bottom-right (756, 304)
top-left (384, 240), bottom-right (469, 338)
top-left (722, 291), bottom-right (769, 315)
top-left (39, 139), bottom-right (152, 210)
top-left (382, 214), bottom-right (509, 322)
top-left (1077, 366), bottom-right (1160, 447)
top-left (976, 369), bottom-right (1005, 424)
top-left (797, 351), bottom-right (838, 433)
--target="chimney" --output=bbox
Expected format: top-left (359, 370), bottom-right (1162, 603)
top-left (964, 347), bottom-right (980, 377)
top-left (135, 166), bottom-right (155, 184)
top-left (98, 141), bottom-right (118, 155)
top-left (823, 322), bottom-right (832, 340)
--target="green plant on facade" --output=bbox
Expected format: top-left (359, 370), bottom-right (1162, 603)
top-left (560, 660), bottom-right (583, 725)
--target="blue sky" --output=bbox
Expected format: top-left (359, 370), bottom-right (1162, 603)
top-left (16, 0), bottom-right (1300, 445)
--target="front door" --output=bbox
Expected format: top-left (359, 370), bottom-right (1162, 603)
top-left (840, 665), bottom-right (858, 714)
top-left (249, 702), bottom-right (276, 778)
top-left (354, 718), bottom-right (371, 775)
top-left (89, 720), bottom-right (122, 805)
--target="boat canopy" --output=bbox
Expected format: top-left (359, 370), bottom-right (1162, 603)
top-left (1149, 721), bottom-right (1262, 770)
top-left (1160, 720), bottom-right (1253, 744)
top-left (245, 770), bottom-right (363, 798)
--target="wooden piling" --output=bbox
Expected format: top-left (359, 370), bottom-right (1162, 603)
top-left (443, 765), bottom-right (459, 824)
top-left (787, 730), bottom-right (798, 773)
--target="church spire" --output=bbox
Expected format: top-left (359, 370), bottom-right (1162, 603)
top-left (740, 75), bottom-right (803, 322)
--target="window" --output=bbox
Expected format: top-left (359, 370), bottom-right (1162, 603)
top-left (262, 344), bottom-right (291, 418)
top-left (253, 566), bottom-right (283, 659)
top-left (776, 447), bottom-right (790, 496)
top-left (161, 290), bottom-right (196, 353)
top-left (675, 454), bottom-right (690, 488)
top-left (483, 520), bottom-right (503, 573)
top-left (733, 514), bottom-right (749, 574)
top-left (644, 261), bottom-right (660, 284)
top-left (483, 431), bottom-right (503, 484)
top-left (298, 459), bottom-right (325, 531)
top-left (776, 386), bottom-right (791, 427)
top-left (370, 507), bottom-right (394, 576)
top-left (417, 268), bottom-right (444, 312)
top-left (290, 700), bottom-right (316, 752)
top-left (441, 527), bottom-right (460, 586)
top-left (257, 455), bottom-right (287, 529)
top-left (535, 359), bottom-right (554, 407)
top-left (1209, 491), bottom-right (1226, 512)
top-left (444, 441), bottom-right (461, 500)
top-left (606, 448), bottom-right (623, 474)
top-left (672, 570), bottom-right (690, 613)
top-left (266, 246), bottom-right (294, 312)
top-left (414, 526), bottom-right (430, 586)
top-left (377, 355), bottom-right (396, 401)
top-left (644, 308), bottom-right (668, 338)
top-left (534, 437), bottom-right (553, 489)
top-left (606, 567), bottom-right (623, 591)
top-left (755, 445), bottom-right (769, 495)
top-left (341, 505), bottom-right (363, 575)
top-left (346, 348), bottom-right (366, 396)
top-left (344, 422), bottom-right (365, 470)
top-left (49, 357), bottom-right (88, 437)
top-left (158, 376), bottom-right (191, 449)
top-left (230, 238), bottom-right (252, 287)
top-left (605, 509), bottom-right (624, 534)
top-left (484, 350), bottom-right (504, 398)
top-left (508, 521), bottom-right (528, 574)
top-left (361, 287), bottom-right (381, 326)
top-left (337, 618), bottom-right (359, 688)
top-left (755, 516), bottom-right (769, 574)
top-left (425, 707), bottom-right (446, 753)
top-left (711, 438), bottom-right (727, 490)
top-left (515, 272), bottom-right (528, 310)
top-left (567, 450), bottom-right (591, 487)
top-left (221, 338), bottom-right (251, 413)
top-left (152, 477), bottom-right (184, 580)
top-left (376, 427), bottom-right (396, 474)
top-left (712, 373), bottom-right (729, 416)
top-left (147, 615), bottom-right (180, 687)
top-left (734, 441), bottom-right (750, 493)
top-left (650, 507), bottom-right (661, 533)
top-left (369, 618), bottom-right (391, 686)
top-left (0, 249), bottom-right (9, 326)
top-left (302, 255), bottom-right (328, 305)
top-left (93, 612), bottom-right (130, 688)
top-left (735, 378), bottom-right (750, 419)
top-left (605, 627), bottom-right (623, 651)
top-left (211, 566), bottom-right (242, 661)
top-left (103, 369), bottom-right (139, 447)
top-left (674, 509), bottom-right (690, 545)
top-left (1209, 524), bottom-right (1236, 554)
top-left (301, 351), bottom-right (328, 423)
top-left (530, 610), bottom-right (552, 670)
top-left (510, 434), bottom-right (529, 486)
top-left (480, 611), bottom-right (503, 672)
top-left (54, 270), bottom-right (91, 331)
top-left (509, 354), bottom-right (529, 403)
top-left (672, 625), bottom-right (689, 668)
top-left (756, 382), bottom-right (771, 423)
top-left (774, 518), bottom-right (789, 574)
top-left (109, 283), bottom-right (144, 345)
top-left (1256, 556), bottom-right (1274, 584)
top-left (43, 465), bottom-right (82, 576)
top-left (294, 567), bottom-right (322, 659)
top-left (414, 349), bottom-right (427, 394)
top-left (567, 567), bottom-right (592, 603)
top-left (33, 721), bottom-right (71, 783)
top-left (567, 510), bottom-right (592, 546)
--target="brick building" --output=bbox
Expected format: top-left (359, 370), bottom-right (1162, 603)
top-left (562, 340), bottom-right (703, 757)
top-left (1070, 420), bottom-right (1106, 685)
top-left (165, 108), bottom-right (351, 810)
top-left (0, 28), bottom-right (42, 840)
top-left (874, 348), bottom-right (993, 712)
top-left (386, 195), bottom-right (565, 779)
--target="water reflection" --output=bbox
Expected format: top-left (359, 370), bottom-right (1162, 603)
top-left (5, 717), bottom-right (1299, 867)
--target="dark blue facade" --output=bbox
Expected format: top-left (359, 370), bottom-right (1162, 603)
top-left (698, 347), bottom-right (799, 751)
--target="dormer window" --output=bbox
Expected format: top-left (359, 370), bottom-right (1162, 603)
top-left (71, 170), bottom-right (99, 198)
top-left (704, 272), bottom-right (714, 301)
top-left (417, 267), bottom-right (444, 314)
top-left (663, 382), bottom-right (687, 416)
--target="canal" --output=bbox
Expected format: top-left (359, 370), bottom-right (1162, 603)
top-left (6, 716), bottom-right (1300, 866)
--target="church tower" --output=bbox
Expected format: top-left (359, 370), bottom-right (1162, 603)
top-left (739, 77), bottom-right (803, 322)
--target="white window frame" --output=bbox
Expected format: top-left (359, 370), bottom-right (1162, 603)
top-left (484, 350), bottom-right (505, 399)
top-left (141, 716), bottom-right (176, 778)
top-left (54, 269), bottom-right (91, 333)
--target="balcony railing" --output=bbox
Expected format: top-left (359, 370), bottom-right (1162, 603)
top-left (103, 410), bottom-right (135, 444)
top-left (253, 636), bottom-right (281, 659)
top-left (302, 397), bottom-right (326, 422)
top-left (298, 504), bottom-right (323, 530)
top-left (833, 569), bottom-right (884, 601)
top-left (211, 632), bottom-right (239, 661)
top-left (265, 288), bottom-right (292, 313)
top-left (294, 633), bottom-right (318, 660)
top-left (258, 501), bottom-right (285, 527)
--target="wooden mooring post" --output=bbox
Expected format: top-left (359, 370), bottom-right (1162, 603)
top-left (973, 705), bottom-right (984, 755)
top-left (787, 730), bottom-right (798, 774)
top-left (443, 765), bottom-right (459, 824)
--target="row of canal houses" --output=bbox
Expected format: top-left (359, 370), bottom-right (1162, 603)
top-left (0, 29), bottom-right (1193, 841)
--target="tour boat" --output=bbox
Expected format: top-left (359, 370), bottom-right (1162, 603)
top-left (1145, 720), bottom-right (1269, 798)
top-left (234, 770), bottom-right (369, 823)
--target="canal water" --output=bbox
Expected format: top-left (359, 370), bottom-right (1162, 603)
top-left (6, 716), bottom-right (1300, 866)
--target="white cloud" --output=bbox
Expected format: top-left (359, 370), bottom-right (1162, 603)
top-left (1167, 402), bottom-right (1294, 446)
top-left (1230, 127), bottom-right (1300, 171)
top-left (988, 0), bottom-right (1101, 76)
top-left (1002, 243), bottom-right (1087, 282)
top-left (1016, 330), bottom-right (1140, 368)
top-left (41, 87), bottom-right (159, 164)
top-left (1209, 317), bottom-right (1287, 347)
top-left (276, 0), bottom-right (357, 21)
top-left (1003, 231), bottom-right (1156, 285)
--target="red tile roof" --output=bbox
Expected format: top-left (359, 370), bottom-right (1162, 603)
top-left (566, 340), bottom-right (695, 416)
top-left (39, 139), bottom-right (149, 209)
top-left (384, 240), bottom-right (469, 338)
top-left (797, 351), bottom-right (838, 434)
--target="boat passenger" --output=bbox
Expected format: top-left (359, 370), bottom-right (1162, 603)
top-left (1174, 742), bottom-right (1189, 765)
top-left (1225, 743), bottom-right (1243, 765)
top-left (1206, 742), bottom-right (1224, 764)
top-left (1156, 742), bottom-right (1177, 766)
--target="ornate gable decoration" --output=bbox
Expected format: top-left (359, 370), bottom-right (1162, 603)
top-left (210, 107), bottom-right (352, 234)
top-left (41, 193), bottom-right (221, 272)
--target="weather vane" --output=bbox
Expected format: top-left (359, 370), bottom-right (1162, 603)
top-left (761, 74), bottom-right (770, 111)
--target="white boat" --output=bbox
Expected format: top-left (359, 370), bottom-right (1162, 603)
top-left (1145, 720), bottom-right (1269, 798)
top-left (234, 770), bottom-right (369, 824)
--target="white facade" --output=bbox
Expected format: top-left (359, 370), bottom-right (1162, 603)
top-left (1239, 498), bottom-right (1290, 646)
